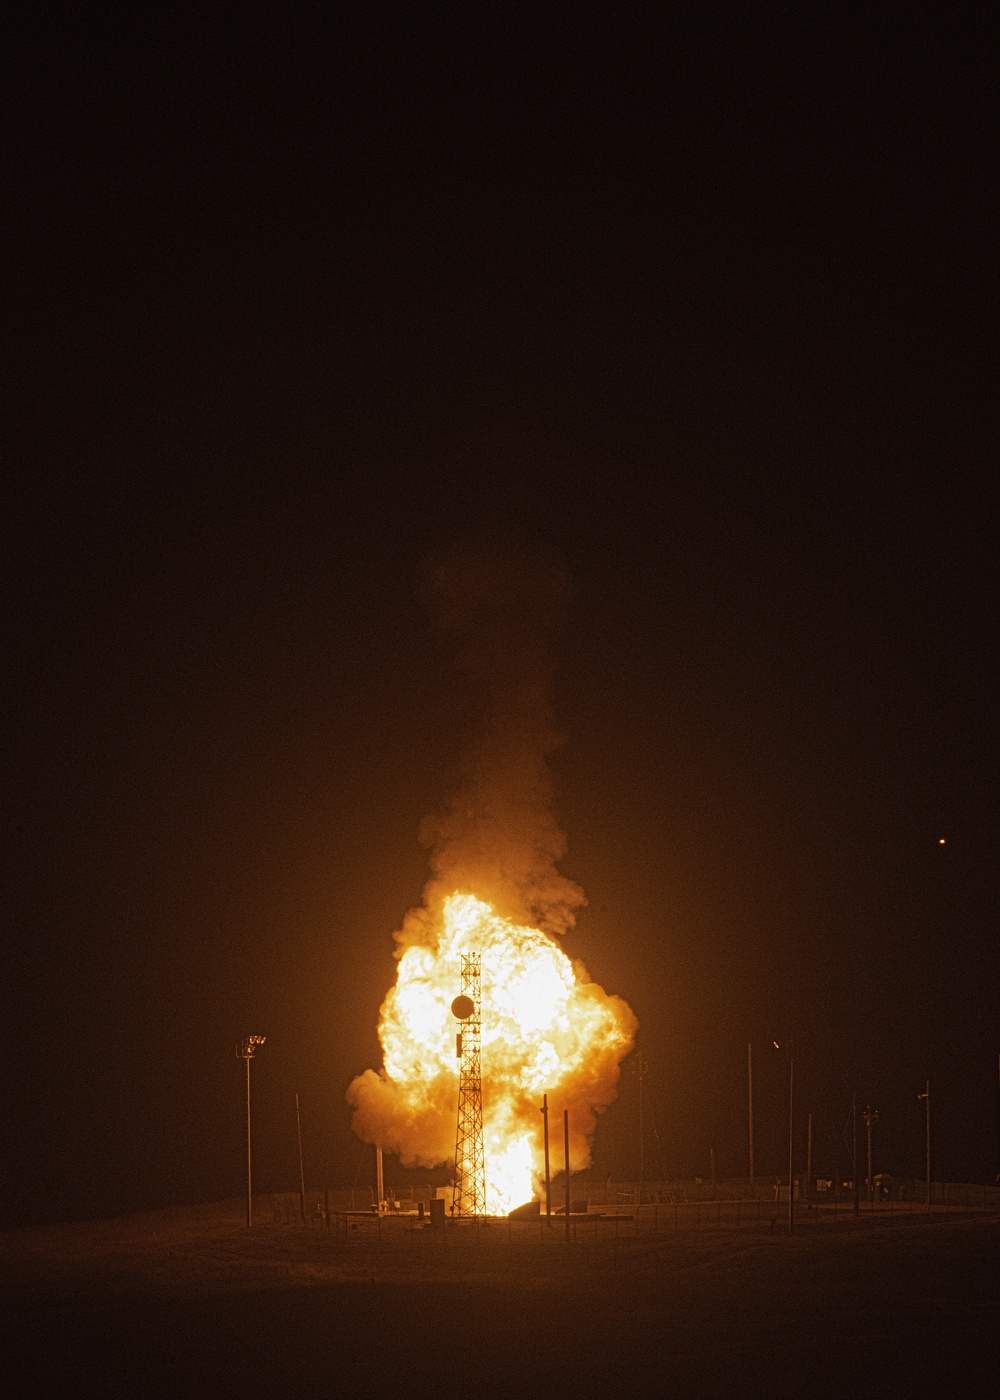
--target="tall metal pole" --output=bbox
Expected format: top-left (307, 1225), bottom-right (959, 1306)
top-left (295, 1092), bottom-right (306, 1223)
top-left (863, 1105), bottom-right (878, 1205)
top-left (806, 1111), bottom-right (813, 1205)
top-left (787, 1051), bottom-right (795, 1234)
top-left (926, 1080), bottom-right (931, 1210)
top-left (541, 1094), bottom-right (551, 1224)
top-left (637, 1049), bottom-right (644, 1208)
top-left (564, 1109), bottom-right (570, 1241)
top-left (852, 1093), bottom-right (859, 1216)
top-left (238, 1036), bottom-right (265, 1229)
top-left (246, 1054), bottom-right (252, 1228)
top-left (919, 1080), bottom-right (931, 1209)
top-left (748, 1041), bottom-right (754, 1194)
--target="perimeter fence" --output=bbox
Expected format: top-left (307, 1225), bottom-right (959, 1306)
top-left (270, 1184), bottom-right (1000, 1247)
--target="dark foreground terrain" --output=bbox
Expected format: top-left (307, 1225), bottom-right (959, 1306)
top-left (3, 1203), bottom-right (998, 1398)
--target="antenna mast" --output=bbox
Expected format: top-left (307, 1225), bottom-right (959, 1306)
top-left (453, 954), bottom-right (486, 1217)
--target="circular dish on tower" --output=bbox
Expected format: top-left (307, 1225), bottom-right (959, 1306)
top-left (451, 994), bottom-right (474, 1020)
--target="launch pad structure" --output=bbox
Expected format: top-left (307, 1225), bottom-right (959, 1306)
top-left (452, 953), bottom-right (486, 1217)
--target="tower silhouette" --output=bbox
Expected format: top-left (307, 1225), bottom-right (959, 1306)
top-left (453, 953), bottom-right (486, 1216)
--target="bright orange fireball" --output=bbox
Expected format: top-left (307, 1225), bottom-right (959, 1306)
top-left (348, 892), bottom-right (637, 1215)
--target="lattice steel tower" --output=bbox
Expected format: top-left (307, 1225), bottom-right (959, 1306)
top-left (452, 953), bottom-right (486, 1217)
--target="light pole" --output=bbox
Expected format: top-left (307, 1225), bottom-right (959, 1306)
top-left (295, 1091), bottom-right (307, 1223)
top-left (540, 1094), bottom-right (551, 1224)
top-left (564, 1108), bottom-right (571, 1242)
top-left (637, 1049), bottom-right (645, 1208)
top-left (918, 1080), bottom-right (931, 1209)
top-left (806, 1111), bottom-right (813, 1205)
top-left (863, 1105), bottom-right (878, 1205)
top-left (238, 1035), bottom-right (266, 1227)
top-left (748, 1041), bottom-right (754, 1195)
top-left (774, 1041), bottom-right (794, 1234)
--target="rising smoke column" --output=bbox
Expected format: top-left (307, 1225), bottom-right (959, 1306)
top-left (411, 538), bottom-right (585, 938)
top-left (347, 538), bottom-right (637, 1203)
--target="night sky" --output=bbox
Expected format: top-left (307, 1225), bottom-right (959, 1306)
top-left (4, 9), bottom-right (995, 1227)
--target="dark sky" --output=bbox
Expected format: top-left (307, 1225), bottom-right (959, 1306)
top-left (3, 9), bottom-right (996, 1226)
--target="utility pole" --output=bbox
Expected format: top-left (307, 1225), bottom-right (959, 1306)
top-left (787, 1048), bottom-right (795, 1234)
top-left (918, 1080), bottom-right (931, 1209)
top-left (748, 1041), bottom-right (754, 1194)
top-left (295, 1092), bottom-right (306, 1223)
top-left (852, 1093), bottom-right (859, 1217)
top-left (806, 1111), bottom-right (813, 1205)
top-left (863, 1105), bottom-right (878, 1205)
top-left (238, 1035), bottom-right (266, 1228)
top-left (541, 1094), bottom-right (551, 1224)
top-left (564, 1109), bottom-right (571, 1241)
top-left (773, 1041), bottom-right (795, 1232)
top-left (637, 1049), bottom-right (645, 1209)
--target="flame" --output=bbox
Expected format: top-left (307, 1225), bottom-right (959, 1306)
top-left (348, 892), bottom-right (638, 1215)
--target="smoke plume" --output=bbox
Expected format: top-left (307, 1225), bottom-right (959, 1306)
top-left (410, 536), bottom-right (585, 939)
top-left (346, 537), bottom-right (636, 1199)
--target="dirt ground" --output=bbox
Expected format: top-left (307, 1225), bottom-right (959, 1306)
top-left (3, 1202), bottom-right (998, 1398)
